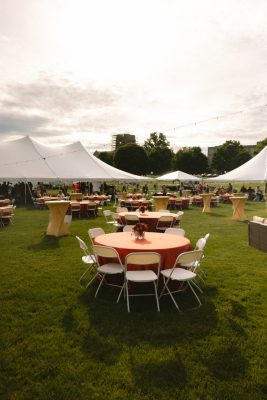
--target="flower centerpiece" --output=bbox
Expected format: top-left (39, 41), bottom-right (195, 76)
top-left (132, 222), bottom-right (148, 239)
top-left (139, 205), bottom-right (147, 214)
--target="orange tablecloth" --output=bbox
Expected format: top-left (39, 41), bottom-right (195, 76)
top-left (94, 232), bottom-right (191, 269)
top-left (119, 211), bottom-right (177, 231)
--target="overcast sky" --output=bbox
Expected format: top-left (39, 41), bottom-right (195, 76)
top-left (0, 0), bottom-right (267, 152)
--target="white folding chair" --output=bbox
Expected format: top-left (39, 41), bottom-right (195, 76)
top-left (76, 236), bottom-right (97, 285)
top-left (164, 227), bottom-right (185, 237)
top-left (103, 209), bottom-right (115, 225)
top-left (116, 207), bottom-right (128, 213)
top-left (88, 227), bottom-right (105, 245)
top-left (123, 225), bottom-right (133, 232)
top-left (92, 245), bottom-right (125, 301)
top-left (125, 214), bottom-right (140, 225)
top-left (155, 215), bottom-right (174, 232)
top-left (173, 211), bottom-right (184, 226)
top-left (111, 212), bottom-right (125, 230)
top-left (159, 250), bottom-right (204, 311)
top-left (124, 252), bottom-right (161, 312)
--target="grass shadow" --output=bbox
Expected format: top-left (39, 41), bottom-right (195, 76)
top-left (27, 235), bottom-right (61, 250)
top-left (203, 344), bottom-right (248, 381)
top-left (77, 286), bottom-right (219, 349)
top-left (131, 354), bottom-right (187, 390)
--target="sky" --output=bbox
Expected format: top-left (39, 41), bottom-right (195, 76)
top-left (0, 0), bottom-right (267, 152)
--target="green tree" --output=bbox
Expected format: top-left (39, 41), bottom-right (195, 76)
top-left (143, 132), bottom-right (170, 152)
top-left (211, 140), bottom-right (251, 174)
top-left (114, 143), bottom-right (149, 175)
top-left (173, 147), bottom-right (208, 175)
top-left (148, 147), bottom-right (174, 175)
top-left (97, 151), bottom-right (114, 166)
top-left (143, 132), bottom-right (173, 174)
top-left (254, 138), bottom-right (267, 155)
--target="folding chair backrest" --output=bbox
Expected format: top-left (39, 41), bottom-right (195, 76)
top-left (125, 252), bottom-right (161, 277)
top-left (175, 250), bottom-right (203, 267)
top-left (76, 236), bottom-right (88, 253)
top-left (123, 225), bottom-right (133, 232)
top-left (88, 228), bottom-right (105, 243)
top-left (125, 214), bottom-right (139, 224)
top-left (204, 233), bottom-right (210, 242)
top-left (126, 252), bottom-right (161, 266)
top-left (195, 238), bottom-right (206, 251)
top-left (92, 245), bottom-right (121, 264)
top-left (165, 227), bottom-right (185, 236)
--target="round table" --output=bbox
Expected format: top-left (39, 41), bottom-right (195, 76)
top-left (94, 232), bottom-right (191, 269)
top-left (152, 196), bottom-right (170, 211)
top-left (200, 193), bottom-right (214, 213)
top-left (229, 196), bottom-right (247, 221)
top-left (45, 200), bottom-right (70, 236)
top-left (119, 211), bottom-right (178, 231)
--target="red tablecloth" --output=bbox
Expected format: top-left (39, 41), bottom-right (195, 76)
top-left (119, 211), bottom-right (177, 231)
top-left (94, 232), bottom-right (191, 269)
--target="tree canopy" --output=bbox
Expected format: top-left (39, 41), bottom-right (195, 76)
top-left (254, 138), bottom-right (267, 155)
top-left (173, 147), bottom-right (208, 174)
top-left (97, 151), bottom-right (114, 166)
top-left (113, 143), bottom-right (149, 175)
top-left (143, 132), bottom-right (170, 152)
top-left (211, 140), bottom-right (251, 174)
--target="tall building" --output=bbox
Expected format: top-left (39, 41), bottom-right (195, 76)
top-left (111, 134), bottom-right (136, 150)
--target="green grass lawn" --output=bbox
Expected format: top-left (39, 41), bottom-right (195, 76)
top-left (1, 202), bottom-right (267, 400)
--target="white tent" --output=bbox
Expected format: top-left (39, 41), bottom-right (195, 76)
top-left (206, 146), bottom-right (267, 182)
top-left (0, 136), bottom-right (153, 182)
top-left (156, 170), bottom-right (201, 181)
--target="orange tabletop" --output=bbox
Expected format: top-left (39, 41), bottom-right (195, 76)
top-left (45, 200), bottom-right (70, 236)
top-left (200, 193), bottom-right (214, 213)
top-left (152, 196), bottom-right (170, 211)
top-left (229, 196), bottom-right (247, 221)
top-left (119, 211), bottom-right (177, 231)
top-left (94, 232), bottom-right (191, 269)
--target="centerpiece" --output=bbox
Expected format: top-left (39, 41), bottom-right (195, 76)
top-left (132, 222), bottom-right (148, 240)
top-left (139, 205), bottom-right (147, 215)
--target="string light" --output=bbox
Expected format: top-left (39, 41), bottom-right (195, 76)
top-left (164, 103), bottom-right (267, 133)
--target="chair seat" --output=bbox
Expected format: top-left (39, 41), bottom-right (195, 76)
top-left (126, 270), bottom-right (158, 282)
top-left (82, 255), bottom-right (96, 264)
top-left (98, 263), bottom-right (124, 274)
top-left (161, 267), bottom-right (196, 281)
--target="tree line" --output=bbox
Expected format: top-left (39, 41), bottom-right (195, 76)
top-left (96, 133), bottom-right (267, 176)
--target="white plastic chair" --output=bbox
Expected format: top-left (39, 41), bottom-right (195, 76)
top-left (76, 236), bottom-right (97, 285)
top-left (124, 252), bottom-right (161, 312)
top-left (92, 245), bottom-right (125, 301)
top-left (159, 250), bottom-right (204, 311)
top-left (164, 227), bottom-right (185, 237)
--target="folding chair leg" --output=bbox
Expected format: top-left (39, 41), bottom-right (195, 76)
top-left (85, 272), bottom-right (99, 288)
top-left (191, 279), bottom-right (203, 294)
top-left (188, 282), bottom-right (202, 307)
top-left (94, 274), bottom-right (106, 298)
top-left (126, 281), bottom-right (130, 312)
top-left (153, 281), bottom-right (160, 312)
top-left (116, 283), bottom-right (125, 303)
top-left (79, 265), bottom-right (95, 284)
